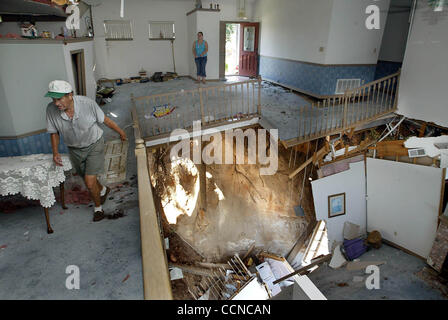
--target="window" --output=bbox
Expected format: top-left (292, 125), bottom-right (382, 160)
top-left (149, 21), bottom-right (175, 40)
top-left (104, 20), bottom-right (133, 40)
top-left (243, 26), bottom-right (255, 51)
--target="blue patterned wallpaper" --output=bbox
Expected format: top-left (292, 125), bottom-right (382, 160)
top-left (260, 56), bottom-right (377, 96)
top-left (374, 60), bottom-right (402, 80)
top-left (0, 132), bottom-right (68, 157)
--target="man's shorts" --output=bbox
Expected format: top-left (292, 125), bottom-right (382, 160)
top-left (68, 136), bottom-right (105, 177)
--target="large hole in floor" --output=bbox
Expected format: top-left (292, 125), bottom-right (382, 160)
top-left (148, 128), bottom-right (317, 262)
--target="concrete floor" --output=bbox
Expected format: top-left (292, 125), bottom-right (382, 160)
top-left (0, 91), bottom-right (143, 299)
top-left (0, 78), bottom-right (441, 300)
top-left (307, 244), bottom-right (447, 300)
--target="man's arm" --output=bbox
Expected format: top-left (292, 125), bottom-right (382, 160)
top-left (103, 116), bottom-right (127, 141)
top-left (50, 133), bottom-right (63, 166)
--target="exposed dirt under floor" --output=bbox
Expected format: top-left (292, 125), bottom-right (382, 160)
top-left (148, 130), bottom-right (316, 262)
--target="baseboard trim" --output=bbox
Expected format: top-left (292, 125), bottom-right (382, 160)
top-left (0, 129), bottom-right (47, 140)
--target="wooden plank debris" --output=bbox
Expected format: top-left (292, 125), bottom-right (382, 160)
top-left (289, 140), bottom-right (340, 179)
top-left (272, 254), bottom-right (331, 285)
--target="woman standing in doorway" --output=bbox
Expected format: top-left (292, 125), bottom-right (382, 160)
top-left (192, 31), bottom-right (208, 84)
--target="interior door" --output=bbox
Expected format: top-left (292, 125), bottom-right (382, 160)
top-left (239, 22), bottom-right (259, 77)
top-left (70, 49), bottom-right (86, 96)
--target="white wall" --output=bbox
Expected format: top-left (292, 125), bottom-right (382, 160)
top-left (397, 0), bottom-right (448, 127)
top-left (311, 161), bottom-right (367, 248)
top-left (63, 40), bottom-right (97, 100)
top-left (197, 11), bottom-right (220, 79)
top-left (366, 158), bottom-right (442, 258)
top-left (254, 0), bottom-right (333, 64)
top-left (90, 0), bottom-right (192, 79)
top-left (187, 11), bottom-right (197, 78)
top-left (325, 0), bottom-right (390, 64)
top-left (378, 0), bottom-right (411, 62)
top-left (0, 43), bottom-right (67, 136)
top-left (202, 0), bottom-right (258, 21)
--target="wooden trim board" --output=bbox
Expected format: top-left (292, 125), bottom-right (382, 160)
top-left (135, 143), bottom-right (173, 299)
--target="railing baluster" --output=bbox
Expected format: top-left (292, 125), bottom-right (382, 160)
top-left (389, 77), bottom-right (396, 110)
top-left (199, 87), bottom-right (205, 124)
top-left (306, 106), bottom-right (310, 139)
top-left (375, 83), bottom-right (381, 116)
top-left (328, 97), bottom-right (335, 131)
top-left (241, 83), bottom-right (244, 117)
top-left (247, 82), bottom-right (250, 115)
top-left (340, 97), bottom-right (344, 129)
top-left (324, 100), bottom-right (328, 134)
top-left (343, 94), bottom-right (348, 129)
top-left (381, 81), bottom-right (387, 114)
top-left (252, 82), bottom-right (255, 115)
top-left (230, 85), bottom-right (233, 120)
top-left (214, 88), bottom-right (218, 123)
top-left (385, 78), bottom-right (391, 112)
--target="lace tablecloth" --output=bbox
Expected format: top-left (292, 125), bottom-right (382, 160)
top-left (0, 154), bottom-right (72, 208)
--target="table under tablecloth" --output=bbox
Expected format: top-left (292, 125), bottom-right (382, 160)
top-left (0, 154), bottom-right (72, 208)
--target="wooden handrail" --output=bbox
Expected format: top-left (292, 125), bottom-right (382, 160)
top-left (130, 94), bottom-right (142, 142)
top-left (133, 79), bottom-right (259, 101)
top-left (135, 140), bottom-right (173, 300)
top-left (132, 79), bottom-right (262, 139)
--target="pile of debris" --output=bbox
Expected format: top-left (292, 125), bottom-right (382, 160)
top-left (115, 70), bottom-right (178, 86)
top-left (166, 235), bottom-right (327, 300)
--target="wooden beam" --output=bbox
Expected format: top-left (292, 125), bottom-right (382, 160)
top-left (289, 141), bottom-right (340, 179)
top-left (136, 143), bottom-right (173, 300)
top-left (272, 254), bottom-right (332, 285)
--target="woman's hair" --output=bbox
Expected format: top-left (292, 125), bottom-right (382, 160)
top-left (198, 31), bottom-right (203, 36)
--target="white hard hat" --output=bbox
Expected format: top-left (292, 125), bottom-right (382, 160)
top-left (45, 80), bottom-right (73, 98)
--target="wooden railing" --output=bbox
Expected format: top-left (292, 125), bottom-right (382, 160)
top-left (286, 71), bottom-right (401, 147)
top-left (131, 78), bottom-right (262, 139)
top-left (131, 108), bottom-right (173, 300)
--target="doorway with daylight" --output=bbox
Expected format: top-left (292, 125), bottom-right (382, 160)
top-left (220, 22), bottom-right (259, 79)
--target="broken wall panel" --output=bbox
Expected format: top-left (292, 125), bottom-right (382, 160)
top-left (366, 158), bottom-right (443, 259)
top-left (311, 160), bottom-right (366, 248)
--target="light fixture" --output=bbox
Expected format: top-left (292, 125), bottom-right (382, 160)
top-left (238, 0), bottom-right (248, 19)
top-left (109, 112), bottom-right (118, 118)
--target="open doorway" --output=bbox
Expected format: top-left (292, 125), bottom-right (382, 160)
top-left (219, 21), bottom-right (259, 79)
top-left (225, 23), bottom-right (240, 76)
top-left (70, 49), bottom-right (86, 96)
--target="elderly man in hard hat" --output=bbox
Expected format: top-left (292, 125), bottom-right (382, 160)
top-left (45, 80), bottom-right (126, 222)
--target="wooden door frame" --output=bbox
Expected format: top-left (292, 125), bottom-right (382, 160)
top-left (70, 49), bottom-right (86, 96)
top-left (219, 21), bottom-right (260, 80)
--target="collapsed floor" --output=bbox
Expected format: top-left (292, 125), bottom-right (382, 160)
top-left (149, 129), bottom-right (317, 260)
top-left (1, 78), bottom-right (448, 300)
top-left (147, 118), bottom-right (448, 300)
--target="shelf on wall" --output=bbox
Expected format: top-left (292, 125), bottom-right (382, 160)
top-left (186, 8), bottom-right (221, 16)
top-left (149, 38), bottom-right (175, 41)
